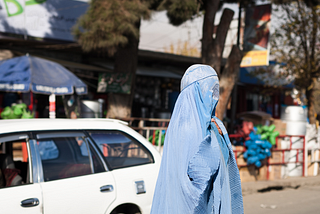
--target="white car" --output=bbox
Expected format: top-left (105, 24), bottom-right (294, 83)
top-left (0, 118), bottom-right (161, 214)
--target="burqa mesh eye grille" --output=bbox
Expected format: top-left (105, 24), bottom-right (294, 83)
top-left (212, 83), bottom-right (219, 100)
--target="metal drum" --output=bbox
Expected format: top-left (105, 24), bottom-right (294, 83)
top-left (280, 105), bottom-right (307, 177)
top-left (280, 105), bottom-right (307, 122)
top-left (280, 105), bottom-right (307, 135)
top-left (80, 99), bottom-right (104, 118)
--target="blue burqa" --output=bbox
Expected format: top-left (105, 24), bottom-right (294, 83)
top-left (150, 64), bottom-right (243, 214)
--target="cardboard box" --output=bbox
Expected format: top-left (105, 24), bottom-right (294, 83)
top-left (268, 141), bottom-right (283, 180)
top-left (272, 119), bottom-right (287, 136)
top-left (233, 146), bottom-right (246, 166)
top-left (239, 165), bottom-right (268, 182)
top-left (307, 151), bottom-right (320, 176)
top-left (236, 153), bottom-right (247, 166)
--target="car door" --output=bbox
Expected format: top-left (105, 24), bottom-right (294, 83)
top-left (0, 134), bottom-right (43, 214)
top-left (87, 130), bottom-right (159, 213)
top-left (35, 132), bottom-right (116, 214)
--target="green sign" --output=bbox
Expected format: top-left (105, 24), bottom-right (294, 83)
top-left (3, 0), bottom-right (47, 17)
top-left (97, 73), bottom-right (132, 94)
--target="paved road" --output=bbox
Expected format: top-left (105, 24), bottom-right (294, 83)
top-left (243, 185), bottom-right (320, 214)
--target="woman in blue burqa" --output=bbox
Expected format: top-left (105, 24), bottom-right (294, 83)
top-left (150, 64), bottom-right (243, 214)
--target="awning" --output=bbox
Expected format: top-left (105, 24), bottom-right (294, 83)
top-left (240, 61), bottom-right (294, 88)
top-left (136, 66), bottom-right (183, 79)
top-left (91, 61), bottom-right (183, 79)
top-left (33, 55), bottom-right (112, 73)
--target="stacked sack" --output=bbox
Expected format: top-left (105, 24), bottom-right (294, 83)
top-left (243, 124), bottom-right (279, 167)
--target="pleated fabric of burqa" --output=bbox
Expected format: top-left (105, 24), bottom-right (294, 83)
top-left (150, 64), bottom-right (243, 214)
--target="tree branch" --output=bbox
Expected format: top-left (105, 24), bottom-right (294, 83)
top-left (311, 6), bottom-right (318, 62)
top-left (201, 0), bottom-right (220, 63)
top-left (208, 8), bottom-right (234, 76)
top-left (297, 1), bottom-right (310, 66)
top-left (216, 45), bottom-right (242, 120)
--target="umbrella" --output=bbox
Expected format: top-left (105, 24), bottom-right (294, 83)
top-left (0, 55), bottom-right (87, 95)
top-left (237, 110), bottom-right (272, 126)
top-left (0, 55), bottom-right (88, 118)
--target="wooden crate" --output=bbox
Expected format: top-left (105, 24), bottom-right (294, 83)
top-left (307, 151), bottom-right (320, 176)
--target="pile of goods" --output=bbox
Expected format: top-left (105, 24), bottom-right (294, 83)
top-left (236, 122), bottom-right (279, 167)
top-left (148, 130), bottom-right (166, 146)
top-left (1, 103), bottom-right (34, 119)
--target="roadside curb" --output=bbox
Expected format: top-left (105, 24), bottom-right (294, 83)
top-left (241, 175), bottom-right (320, 196)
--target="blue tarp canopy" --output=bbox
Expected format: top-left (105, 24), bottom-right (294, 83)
top-left (240, 61), bottom-right (294, 88)
top-left (0, 55), bottom-right (87, 95)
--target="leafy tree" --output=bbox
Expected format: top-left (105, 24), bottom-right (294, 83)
top-left (73, 0), bottom-right (151, 56)
top-left (73, 0), bottom-right (160, 118)
top-left (271, 0), bottom-right (320, 124)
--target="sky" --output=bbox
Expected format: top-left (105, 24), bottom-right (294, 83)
top-left (139, 3), bottom-right (240, 54)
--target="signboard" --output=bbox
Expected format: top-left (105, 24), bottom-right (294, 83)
top-left (240, 50), bottom-right (269, 67)
top-left (97, 73), bottom-right (132, 94)
top-left (241, 4), bottom-right (271, 67)
top-left (0, 0), bottom-right (89, 41)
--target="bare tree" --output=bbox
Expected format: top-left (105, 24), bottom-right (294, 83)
top-left (271, 0), bottom-right (320, 124)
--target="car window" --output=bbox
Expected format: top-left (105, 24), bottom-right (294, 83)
top-left (88, 131), bottom-right (154, 169)
top-left (38, 136), bottom-right (105, 182)
top-left (76, 137), bottom-right (105, 173)
top-left (0, 139), bottom-right (31, 188)
top-left (38, 140), bottom-right (59, 160)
